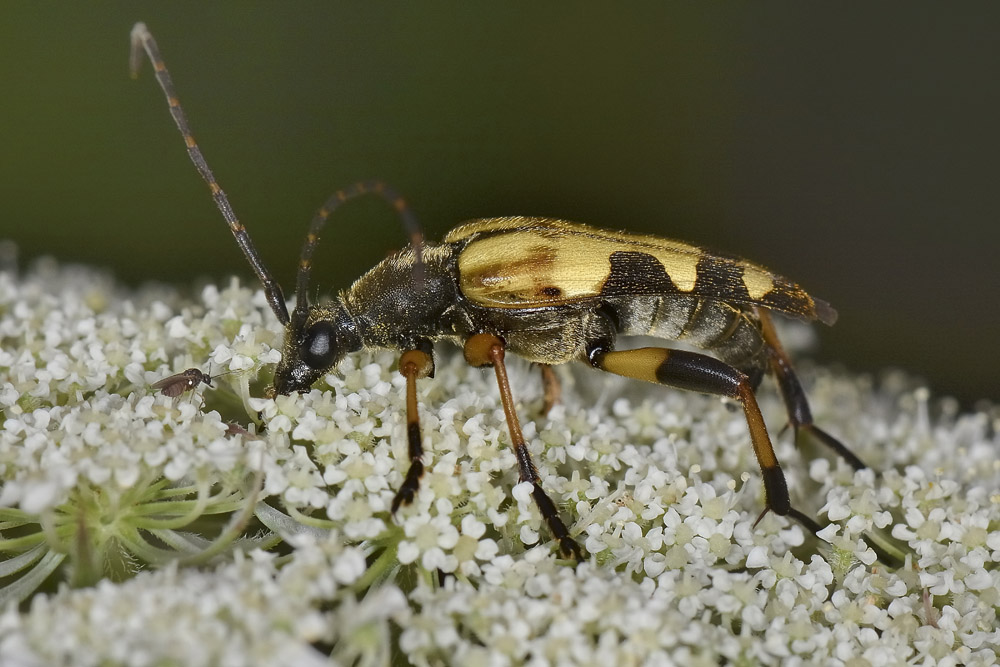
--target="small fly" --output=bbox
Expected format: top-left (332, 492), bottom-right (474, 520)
top-left (151, 368), bottom-right (215, 398)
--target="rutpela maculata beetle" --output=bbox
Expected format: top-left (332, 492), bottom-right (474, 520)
top-left (130, 23), bottom-right (868, 561)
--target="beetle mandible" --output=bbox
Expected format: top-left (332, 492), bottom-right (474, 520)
top-left (130, 23), bottom-right (867, 560)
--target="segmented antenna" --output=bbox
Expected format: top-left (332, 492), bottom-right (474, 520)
top-left (293, 180), bottom-right (424, 326)
top-left (129, 22), bottom-right (290, 325)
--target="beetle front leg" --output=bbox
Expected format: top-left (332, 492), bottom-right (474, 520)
top-left (588, 344), bottom-right (791, 523)
top-left (465, 334), bottom-right (583, 562)
top-left (756, 310), bottom-right (867, 470)
top-left (391, 346), bottom-right (435, 514)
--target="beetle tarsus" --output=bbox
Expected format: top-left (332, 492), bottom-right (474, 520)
top-left (530, 482), bottom-right (584, 562)
top-left (757, 309), bottom-right (868, 471)
top-left (391, 460), bottom-right (424, 514)
top-left (800, 424), bottom-right (867, 470)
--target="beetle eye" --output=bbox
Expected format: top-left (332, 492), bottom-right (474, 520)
top-left (300, 321), bottom-right (338, 369)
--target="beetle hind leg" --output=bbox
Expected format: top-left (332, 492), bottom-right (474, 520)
top-left (588, 344), bottom-right (792, 519)
top-left (756, 310), bottom-right (867, 471)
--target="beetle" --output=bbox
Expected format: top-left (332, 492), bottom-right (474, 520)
top-left (130, 23), bottom-right (867, 560)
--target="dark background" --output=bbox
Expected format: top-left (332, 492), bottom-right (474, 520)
top-left (2, 5), bottom-right (997, 404)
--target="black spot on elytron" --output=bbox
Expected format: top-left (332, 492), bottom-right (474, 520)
top-left (601, 251), bottom-right (676, 295)
top-left (603, 250), bottom-right (751, 300)
top-left (539, 286), bottom-right (562, 297)
top-left (693, 256), bottom-right (751, 300)
top-left (695, 255), bottom-right (818, 320)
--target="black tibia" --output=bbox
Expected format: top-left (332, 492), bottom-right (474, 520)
top-left (391, 347), bottom-right (435, 514)
top-left (756, 310), bottom-right (866, 471)
top-left (464, 334), bottom-right (583, 561)
top-left (588, 345), bottom-right (791, 518)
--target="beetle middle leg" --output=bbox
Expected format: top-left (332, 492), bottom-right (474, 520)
top-left (588, 344), bottom-right (792, 521)
top-left (538, 364), bottom-right (561, 415)
top-left (756, 310), bottom-right (867, 470)
top-left (465, 334), bottom-right (583, 561)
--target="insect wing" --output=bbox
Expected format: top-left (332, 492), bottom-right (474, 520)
top-left (151, 374), bottom-right (194, 397)
top-left (449, 217), bottom-right (835, 324)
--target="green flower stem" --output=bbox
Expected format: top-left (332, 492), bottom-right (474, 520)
top-left (0, 531), bottom-right (46, 552)
top-left (286, 504), bottom-right (338, 530)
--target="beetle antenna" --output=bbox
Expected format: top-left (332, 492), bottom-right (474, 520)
top-left (293, 180), bottom-right (424, 325)
top-left (129, 22), bottom-right (291, 325)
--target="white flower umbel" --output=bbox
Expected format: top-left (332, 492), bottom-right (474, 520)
top-left (1, 256), bottom-right (998, 665)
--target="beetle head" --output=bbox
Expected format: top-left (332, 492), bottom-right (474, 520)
top-left (269, 303), bottom-right (360, 396)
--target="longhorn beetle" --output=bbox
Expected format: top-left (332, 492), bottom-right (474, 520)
top-left (130, 23), bottom-right (867, 560)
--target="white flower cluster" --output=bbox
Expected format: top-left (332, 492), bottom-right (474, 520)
top-left (1, 257), bottom-right (997, 665)
top-left (1, 533), bottom-right (407, 667)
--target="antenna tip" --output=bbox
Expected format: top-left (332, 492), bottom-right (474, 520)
top-left (129, 22), bottom-right (149, 78)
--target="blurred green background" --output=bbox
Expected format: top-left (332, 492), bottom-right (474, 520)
top-left (2, 4), bottom-right (997, 404)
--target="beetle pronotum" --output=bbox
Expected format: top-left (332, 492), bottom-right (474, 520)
top-left (130, 23), bottom-right (867, 560)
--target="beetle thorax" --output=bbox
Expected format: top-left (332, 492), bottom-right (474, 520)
top-left (342, 244), bottom-right (461, 351)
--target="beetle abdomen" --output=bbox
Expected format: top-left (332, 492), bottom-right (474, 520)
top-left (610, 294), bottom-right (766, 370)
